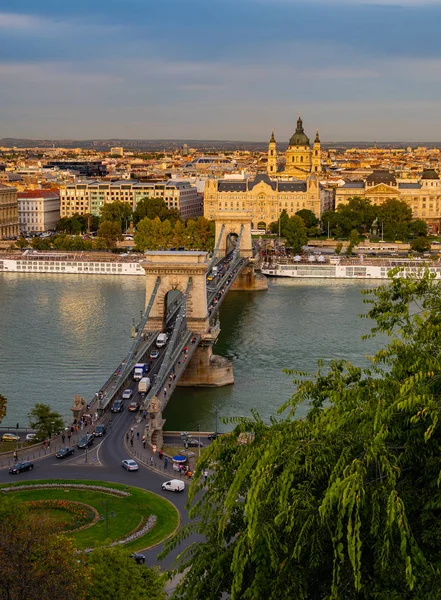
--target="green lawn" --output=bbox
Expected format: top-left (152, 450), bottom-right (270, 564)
top-left (0, 479), bottom-right (179, 551)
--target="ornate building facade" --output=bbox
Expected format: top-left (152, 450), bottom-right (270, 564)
top-left (335, 169), bottom-right (441, 232)
top-left (204, 172), bottom-right (333, 228)
top-left (267, 117), bottom-right (322, 178)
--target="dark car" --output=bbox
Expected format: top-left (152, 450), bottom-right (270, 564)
top-left (130, 553), bottom-right (146, 564)
top-left (111, 400), bottom-right (123, 413)
top-left (55, 447), bottom-right (75, 459)
top-left (9, 461), bottom-right (34, 474)
top-left (77, 434), bottom-right (95, 449)
top-left (128, 400), bottom-right (140, 412)
top-left (208, 432), bottom-right (221, 440)
top-left (94, 424), bottom-right (107, 437)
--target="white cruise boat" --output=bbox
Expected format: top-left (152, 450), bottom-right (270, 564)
top-left (0, 251), bottom-right (145, 276)
top-left (261, 256), bottom-right (441, 280)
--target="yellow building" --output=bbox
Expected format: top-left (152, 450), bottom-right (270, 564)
top-left (268, 117), bottom-right (322, 178)
top-left (0, 184), bottom-right (19, 239)
top-left (335, 169), bottom-right (441, 232)
top-left (204, 172), bottom-right (333, 228)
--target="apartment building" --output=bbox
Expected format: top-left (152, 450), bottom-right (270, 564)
top-left (0, 184), bottom-right (19, 239)
top-left (17, 190), bottom-right (60, 233)
top-left (59, 180), bottom-right (202, 219)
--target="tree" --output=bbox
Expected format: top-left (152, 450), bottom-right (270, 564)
top-left (409, 219), bottom-right (428, 238)
top-left (163, 271), bottom-right (441, 599)
top-left (31, 237), bottom-right (51, 250)
top-left (0, 393), bottom-right (6, 424)
top-left (0, 498), bottom-right (88, 600)
top-left (410, 237), bottom-right (431, 253)
top-left (97, 221), bottom-right (122, 249)
top-left (377, 198), bottom-right (413, 241)
top-left (133, 198), bottom-right (180, 225)
top-left (28, 403), bottom-right (64, 440)
top-left (336, 197), bottom-right (376, 235)
top-left (100, 201), bottom-right (133, 229)
top-left (296, 209), bottom-right (319, 229)
top-left (283, 215), bottom-right (308, 253)
top-left (86, 546), bottom-right (165, 600)
top-left (15, 237), bottom-right (29, 249)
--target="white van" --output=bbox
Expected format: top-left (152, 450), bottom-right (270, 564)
top-left (156, 333), bottom-right (168, 348)
top-left (162, 479), bottom-right (185, 493)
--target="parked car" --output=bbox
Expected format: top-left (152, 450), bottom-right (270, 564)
top-left (77, 434), bottom-right (95, 449)
top-left (150, 349), bottom-right (159, 359)
top-left (9, 461), bottom-right (34, 474)
top-left (25, 433), bottom-right (37, 442)
top-left (122, 459), bottom-right (139, 471)
top-left (208, 432), bottom-right (221, 440)
top-left (130, 553), bottom-right (146, 564)
top-left (2, 433), bottom-right (20, 442)
top-left (111, 400), bottom-right (123, 413)
top-left (94, 424), bottom-right (107, 437)
top-left (55, 447), bottom-right (75, 459)
top-left (121, 389), bottom-right (133, 400)
top-left (185, 438), bottom-right (204, 448)
top-left (162, 479), bottom-right (185, 493)
top-left (128, 400), bottom-right (140, 412)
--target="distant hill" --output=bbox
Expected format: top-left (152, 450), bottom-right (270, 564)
top-left (1, 138), bottom-right (441, 152)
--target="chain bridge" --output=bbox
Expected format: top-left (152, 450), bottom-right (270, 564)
top-left (91, 212), bottom-right (267, 447)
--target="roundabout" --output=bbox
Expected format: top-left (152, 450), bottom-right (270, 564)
top-left (0, 479), bottom-right (179, 552)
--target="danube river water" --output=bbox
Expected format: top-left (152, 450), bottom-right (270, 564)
top-left (0, 273), bottom-right (385, 431)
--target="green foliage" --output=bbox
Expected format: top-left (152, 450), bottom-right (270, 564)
top-left (15, 237), bottom-right (30, 249)
top-left (135, 216), bottom-right (214, 252)
top-left (0, 497), bottom-right (89, 600)
top-left (0, 393), bottom-right (6, 424)
top-left (164, 271), bottom-right (441, 599)
top-left (133, 197), bottom-right (181, 226)
top-left (283, 215), bottom-right (308, 253)
top-left (97, 221), bottom-right (122, 249)
top-left (296, 209), bottom-right (319, 229)
top-left (377, 198), bottom-right (413, 241)
top-left (410, 237), bottom-right (431, 253)
top-left (100, 201), bottom-right (133, 228)
top-left (31, 237), bottom-right (52, 250)
top-left (335, 242), bottom-right (343, 255)
top-left (86, 546), bottom-right (166, 600)
top-left (409, 219), bottom-right (429, 238)
top-left (28, 403), bottom-right (64, 440)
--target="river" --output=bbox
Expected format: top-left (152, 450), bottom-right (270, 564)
top-left (0, 273), bottom-right (384, 431)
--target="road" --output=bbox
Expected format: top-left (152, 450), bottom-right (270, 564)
top-left (0, 404), bottom-right (202, 572)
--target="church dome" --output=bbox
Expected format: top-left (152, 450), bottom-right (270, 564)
top-left (289, 117), bottom-right (310, 147)
top-left (421, 168), bottom-right (439, 180)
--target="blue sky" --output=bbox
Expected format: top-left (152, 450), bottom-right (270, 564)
top-left (1, 0), bottom-right (441, 141)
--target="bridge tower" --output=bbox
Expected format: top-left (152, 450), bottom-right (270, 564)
top-left (143, 251), bottom-right (209, 334)
top-left (214, 210), bottom-right (253, 259)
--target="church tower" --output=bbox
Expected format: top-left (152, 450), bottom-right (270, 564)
top-left (284, 116), bottom-right (312, 178)
top-left (312, 129), bottom-right (321, 174)
top-left (267, 130), bottom-right (277, 176)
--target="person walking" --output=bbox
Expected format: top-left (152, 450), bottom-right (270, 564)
top-left (136, 431), bottom-right (140, 441)
top-left (13, 450), bottom-right (17, 461)
top-left (61, 433), bottom-right (65, 444)
top-left (203, 468), bottom-right (208, 482)
top-left (149, 456), bottom-right (154, 466)
top-left (126, 432), bottom-right (129, 442)
top-left (130, 437), bottom-right (134, 447)
top-left (67, 433), bottom-right (71, 444)
top-left (164, 456), bottom-right (168, 470)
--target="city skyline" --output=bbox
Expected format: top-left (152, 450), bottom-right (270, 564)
top-left (1, 0), bottom-right (441, 141)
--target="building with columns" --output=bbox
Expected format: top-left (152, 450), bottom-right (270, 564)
top-left (335, 169), bottom-right (441, 233)
top-left (267, 117), bottom-right (322, 179)
top-left (204, 172), bottom-right (333, 228)
top-left (0, 184), bottom-right (19, 239)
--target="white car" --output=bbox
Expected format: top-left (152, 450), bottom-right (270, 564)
top-left (122, 459), bottom-right (139, 471)
top-left (162, 479), bottom-right (185, 493)
top-left (26, 433), bottom-right (37, 442)
top-left (122, 389), bottom-right (133, 400)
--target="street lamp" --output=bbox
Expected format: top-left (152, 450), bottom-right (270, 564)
top-left (99, 500), bottom-right (116, 538)
top-left (198, 424), bottom-right (201, 458)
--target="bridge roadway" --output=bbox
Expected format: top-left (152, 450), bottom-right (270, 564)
top-left (0, 404), bottom-right (202, 580)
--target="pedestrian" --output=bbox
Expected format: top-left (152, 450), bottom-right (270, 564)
top-left (70, 425), bottom-right (74, 433)
top-left (47, 439), bottom-right (50, 449)
top-left (164, 457), bottom-right (168, 470)
top-left (130, 437), bottom-right (134, 447)
top-left (149, 456), bottom-right (153, 466)
top-left (143, 439), bottom-right (146, 449)
top-left (68, 433), bottom-right (71, 443)
top-left (130, 427), bottom-right (134, 434)
top-left (126, 432), bottom-right (129, 442)
top-left (13, 450), bottom-right (17, 461)
top-left (136, 431), bottom-right (140, 440)
top-left (62, 433), bottom-right (65, 444)
top-left (159, 449), bottom-right (163, 460)
top-left (204, 468), bottom-right (208, 482)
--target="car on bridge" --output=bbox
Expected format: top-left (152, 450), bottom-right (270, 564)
top-left (2, 432), bottom-right (20, 442)
top-left (111, 400), bottom-right (124, 413)
top-left (150, 349), bottom-right (160, 359)
top-left (122, 459), bottom-right (139, 471)
top-left (77, 434), bottom-right (95, 449)
top-left (93, 424), bottom-right (107, 436)
top-left (128, 400), bottom-right (140, 412)
top-left (55, 447), bottom-right (75, 459)
top-left (9, 461), bottom-right (34, 474)
top-left (122, 389), bottom-right (133, 400)
top-left (185, 438), bottom-right (204, 448)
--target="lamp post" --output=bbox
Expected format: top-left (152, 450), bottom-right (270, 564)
top-left (381, 222), bottom-right (384, 242)
top-left (198, 424), bottom-right (201, 459)
top-left (99, 500), bottom-right (116, 538)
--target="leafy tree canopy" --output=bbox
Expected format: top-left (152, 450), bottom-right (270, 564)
top-left (28, 403), bottom-right (64, 440)
top-left (296, 209), bottom-right (319, 229)
top-left (283, 215), bottom-right (308, 253)
top-left (133, 198), bottom-right (181, 226)
top-left (164, 271), bottom-right (441, 599)
top-left (97, 220), bottom-right (122, 249)
top-left (86, 546), bottom-right (165, 600)
top-left (0, 393), bottom-right (6, 424)
top-left (135, 217), bottom-right (214, 252)
top-left (0, 498), bottom-right (88, 600)
top-left (410, 237), bottom-right (431, 253)
top-left (100, 201), bottom-right (133, 228)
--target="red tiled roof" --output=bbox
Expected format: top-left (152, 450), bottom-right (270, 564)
top-left (18, 190), bottom-right (59, 199)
